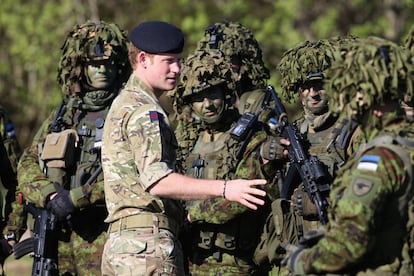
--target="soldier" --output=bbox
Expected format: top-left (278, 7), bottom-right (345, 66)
top-left (195, 21), bottom-right (270, 114)
top-left (100, 20), bottom-right (268, 276)
top-left (16, 20), bottom-right (130, 275)
top-left (402, 25), bottom-right (414, 121)
top-left (174, 49), bottom-right (282, 275)
top-left (0, 106), bottom-right (22, 272)
top-left (170, 21), bottom-right (271, 126)
top-left (169, 21), bottom-right (274, 167)
top-left (283, 37), bottom-right (414, 275)
top-left (254, 37), bottom-right (363, 275)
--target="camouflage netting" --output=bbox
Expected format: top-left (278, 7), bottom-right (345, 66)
top-left (173, 50), bottom-right (241, 167)
top-left (324, 36), bottom-right (414, 117)
top-left (278, 36), bottom-right (358, 103)
top-left (403, 25), bottom-right (414, 54)
top-left (176, 49), bottom-right (239, 106)
top-left (57, 20), bottom-right (130, 99)
top-left (196, 21), bottom-right (270, 89)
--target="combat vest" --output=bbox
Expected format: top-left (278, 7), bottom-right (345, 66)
top-left (182, 124), bottom-right (269, 264)
top-left (298, 116), bottom-right (358, 177)
top-left (289, 116), bottom-right (358, 234)
top-left (40, 104), bottom-right (106, 199)
top-left (237, 88), bottom-right (266, 115)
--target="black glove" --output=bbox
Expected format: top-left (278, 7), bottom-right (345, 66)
top-left (0, 236), bottom-right (13, 265)
top-left (260, 136), bottom-right (287, 161)
top-left (47, 182), bottom-right (75, 220)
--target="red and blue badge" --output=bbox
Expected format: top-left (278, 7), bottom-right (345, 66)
top-left (149, 111), bottom-right (159, 122)
top-left (357, 155), bottom-right (380, 171)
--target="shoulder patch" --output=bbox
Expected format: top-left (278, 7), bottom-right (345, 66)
top-left (356, 155), bottom-right (380, 171)
top-left (352, 178), bottom-right (373, 196)
top-left (149, 111), bottom-right (159, 122)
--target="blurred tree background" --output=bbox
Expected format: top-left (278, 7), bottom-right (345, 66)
top-left (1, 0), bottom-right (413, 148)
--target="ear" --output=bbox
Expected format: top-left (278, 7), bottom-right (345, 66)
top-left (137, 51), bottom-right (147, 68)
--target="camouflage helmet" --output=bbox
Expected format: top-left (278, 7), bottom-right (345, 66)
top-left (57, 20), bottom-right (130, 98)
top-left (402, 26), bottom-right (414, 106)
top-left (196, 21), bottom-right (270, 89)
top-left (325, 36), bottom-right (414, 118)
top-left (278, 36), bottom-right (357, 103)
top-left (177, 49), bottom-right (239, 103)
top-left (403, 25), bottom-right (414, 54)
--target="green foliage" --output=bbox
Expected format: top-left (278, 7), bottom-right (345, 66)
top-left (1, 0), bottom-right (414, 148)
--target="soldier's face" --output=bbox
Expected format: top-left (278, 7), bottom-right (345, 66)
top-left (84, 60), bottom-right (117, 89)
top-left (299, 80), bottom-right (328, 115)
top-left (190, 86), bottom-right (225, 124)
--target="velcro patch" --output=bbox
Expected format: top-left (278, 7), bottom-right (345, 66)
top-left (149, 111), bottom-right (159, 122)
top-left (352, 178), bottom-right (373, 196)
top-left (356, 155), bottom-right (380, 171)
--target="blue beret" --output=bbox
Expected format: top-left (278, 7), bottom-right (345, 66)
top-left (130, 21), bottom-right (184, 54)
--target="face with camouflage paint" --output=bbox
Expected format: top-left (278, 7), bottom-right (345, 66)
top-left (298, 80), bottom-right (329, 115)
top-left (83, 59), bottom-right (117, 89)
top-left (189, 85), bottom-right (226, 124)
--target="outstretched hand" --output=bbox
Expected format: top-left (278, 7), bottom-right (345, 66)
top-left (224, 179), bottom-right (267, 210)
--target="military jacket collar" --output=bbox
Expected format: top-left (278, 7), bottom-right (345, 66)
top-left (125, 74), bottom-right (159, 105)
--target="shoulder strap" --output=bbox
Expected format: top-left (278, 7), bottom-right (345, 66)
top-left (334, 119), bottom-right (358, 150)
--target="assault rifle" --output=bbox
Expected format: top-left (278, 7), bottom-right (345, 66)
top-left (26, 203), bottom-right (59, 276)
top-left (266, 85), bottom-right (330, 225)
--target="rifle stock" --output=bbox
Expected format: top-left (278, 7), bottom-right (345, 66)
top-left (266, 85), bottom-right (330, 225)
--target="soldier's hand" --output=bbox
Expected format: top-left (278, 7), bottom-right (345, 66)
top-left (281, 243), bottom-right (306, 275)
top-left (260, 136), bottom-right (290, 161)
top-left (223, 179), bottom-right (267, 210)
top-left (47, 182), bottom-right (75, 221)
top-left (0, 236), bottom-right (13, 265)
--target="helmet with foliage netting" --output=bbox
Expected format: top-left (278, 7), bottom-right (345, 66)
top-left (177, 49), bottom-right (239, 103)
top-left (325, 36), bottom-right (414, 118)
top-left (57, 20), bottom-right (130, 99)
top-left (403, 25), bottom-right (414, 54)
top-left (196, 21), bottom-right (270, 89)
top-left (278, 36), bottom-right (358, 103)
top-left (403, 25), bottom-right (414, 106)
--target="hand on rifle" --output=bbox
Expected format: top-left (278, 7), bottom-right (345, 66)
top-left (47, 182), bottom-right (75, 221)
top-left (260, 136), bottom-right (290, 162)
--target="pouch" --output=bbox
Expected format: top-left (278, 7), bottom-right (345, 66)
top-left (41, 129), bottom-right (78, 168)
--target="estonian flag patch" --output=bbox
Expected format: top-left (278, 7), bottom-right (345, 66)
top-left (149, 111), bottom-right (159, 122)
top-left (357, 155), bottom-right (380, 171)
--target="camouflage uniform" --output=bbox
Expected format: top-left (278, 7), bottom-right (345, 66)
top-left (17, 21), bottom-right (130, 275)
top-left (286, 37), bottom-right (414, 275)
top-left (175, 50), bottom-right (279, 275)
top-left (101, 73), bottom-right (185, 276)
top-left (0, 105), bottom-right (22, 270)
top-left (253, 37), bottom-right (363, 275)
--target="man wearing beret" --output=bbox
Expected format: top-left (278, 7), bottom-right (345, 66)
top-left (101, 20), bottom-right (268, 275)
